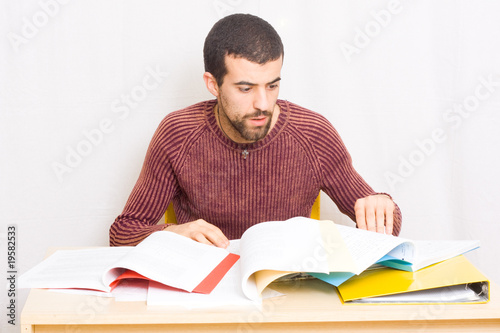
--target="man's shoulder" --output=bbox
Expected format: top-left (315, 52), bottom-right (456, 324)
top-left (163, 100), bottom-right (214, 124)
top-left (281, 100), bottom-right (348, 160)
top-left (156, 100), bottom-right (214, 133)
top-left (280, 100), bottom-right (336, 133)
top-left (151, 100), bottom-right (215, 150)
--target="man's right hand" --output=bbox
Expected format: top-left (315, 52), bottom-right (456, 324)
top-left (165, 219), bottom-right (229, 248)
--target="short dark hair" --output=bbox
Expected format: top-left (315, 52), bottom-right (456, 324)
top-left (203, 13), bottom-right (284, 86)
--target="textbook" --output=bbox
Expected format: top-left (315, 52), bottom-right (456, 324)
top-left (19, 231), bottom-right (239, 295)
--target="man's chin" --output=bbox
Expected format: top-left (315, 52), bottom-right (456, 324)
top-left (241, 127), bottom-right (270, 142)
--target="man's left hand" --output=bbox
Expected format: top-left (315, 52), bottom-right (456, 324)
top-left (354, 194), bottom-right (395, 235)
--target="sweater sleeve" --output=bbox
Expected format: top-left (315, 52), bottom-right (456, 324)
top-left (313, 117), bottom-right (402, 236)
top-left (109, 119), bottom-right (179, 246)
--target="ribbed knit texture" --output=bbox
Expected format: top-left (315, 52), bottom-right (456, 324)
top-left (110, 100), bottom-right (402, 246)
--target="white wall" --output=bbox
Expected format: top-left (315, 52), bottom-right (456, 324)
top-left (1, 0), bottom-right (499, 329)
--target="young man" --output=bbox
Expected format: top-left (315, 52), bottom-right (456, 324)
top-left (109, 14), bottom-right (402, 247)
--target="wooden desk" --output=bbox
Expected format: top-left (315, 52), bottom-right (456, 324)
top-left (21, 277), bottom-right (500, 332)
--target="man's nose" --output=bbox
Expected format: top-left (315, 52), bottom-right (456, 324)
top-left (253, 88), bottom-right (269, 111)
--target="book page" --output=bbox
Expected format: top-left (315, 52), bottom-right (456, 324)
top-left (147, 240), bottom-right (260, 309)
top-left (102, 230), bottom-right (232, 293)
top-left (112, 279), bottom-right (149, 302)
top-left (19, 247), bottom-right (132, 292)
top-left (380, 240), bottom-right (480, 271)
top-left (253, 270), bottom-right (295, 295)
top-left (335, 224), bottom-right (414, 274)
top-left (412, 240), bottom-right (480, 270)
top-left (384, 242), bottom-right (417, 262)
top-left (246, 218), bottom-right (359, 296)
top-left (238, 217), bottom-right (354, 300)
top-left (319, 220), bottom-right (357, 272)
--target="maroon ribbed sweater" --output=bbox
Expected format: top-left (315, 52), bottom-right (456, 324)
top-left (109, 99), bottom-right (402, 246)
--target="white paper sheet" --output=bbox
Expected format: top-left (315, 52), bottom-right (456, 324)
top-left (352, 284), bottom-right (481, 303)
top-left (19, 247), bottom-right (132, 292)
top-left (102, 231), bottom-right (231, 293)
top-left (147, 240), bottom-right (261, 309)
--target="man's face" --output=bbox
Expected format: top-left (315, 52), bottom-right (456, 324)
top-left (216, 55), bottom-right (282, 143)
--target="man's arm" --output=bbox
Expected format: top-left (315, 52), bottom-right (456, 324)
top-left (109, 118), bottom-right (178, 246)
top-left (110, 207), bottom-right (229, 248)
top-left (308, 113), bottom-right (402, 236)
top-left (109, 109), bottom-right (231, 247)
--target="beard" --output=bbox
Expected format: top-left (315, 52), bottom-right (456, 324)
top-left (228, 109), bottom-right (272, 142)
top-left (218, 99), bottom-right (274, 142)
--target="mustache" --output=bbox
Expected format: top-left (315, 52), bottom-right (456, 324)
top-left (245, 110), bottom-right (271, 119)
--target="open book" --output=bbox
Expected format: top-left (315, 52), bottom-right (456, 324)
top-left (19, 231), bottom-right (239, 295)
top-left (234, 217), bottom-right (479, 300)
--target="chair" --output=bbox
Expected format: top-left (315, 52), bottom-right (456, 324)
top-left (165, 193), bottom-right (321, 224)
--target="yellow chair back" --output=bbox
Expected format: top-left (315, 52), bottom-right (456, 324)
top-left (310, 194), bottom-right (321, 220)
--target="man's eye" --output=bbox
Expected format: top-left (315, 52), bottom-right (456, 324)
top-left (239, 87), bottom-right (251, 92)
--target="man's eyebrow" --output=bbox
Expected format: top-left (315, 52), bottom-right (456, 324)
top-left (234, 77), bottom-right (281, 86)
top-left (268, 77), bottom-right (281, 85)
top-left (234, 81), bottom-right (256, 86)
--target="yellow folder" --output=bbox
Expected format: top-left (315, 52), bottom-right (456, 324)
top-left (337, 255), bottom-right (489, 304)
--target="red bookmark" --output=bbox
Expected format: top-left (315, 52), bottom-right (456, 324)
top-left (193, 253), bottom-right (240, 294)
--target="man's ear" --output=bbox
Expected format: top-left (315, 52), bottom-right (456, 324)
top-left (203, 72), bottom-right (219, 97)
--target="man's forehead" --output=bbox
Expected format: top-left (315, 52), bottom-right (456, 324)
top-left (224, 55), bottom-right (282, 84)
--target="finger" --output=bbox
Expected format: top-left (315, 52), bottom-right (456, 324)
top-left (365, 203), bottom-right (376, 232)
top-left (385, 203), bottom-right (394, 235)
top-left (360, 197), bottom-right (377, 232)
top-left (165, 220), bottom-right (229, 248)
top-left (192, 232), bottom-right (218, 247)
top-left (193, 220), bottom-right (229, 248)
top-left (375, 205), bottom-right (386, 234)
top-left (354, 199), bottom-right (367, 230)
top-left (203, 227), bottom-right (229, 249)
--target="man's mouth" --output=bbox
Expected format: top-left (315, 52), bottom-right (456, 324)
top-left (247, 111), bottom-right (270, 127)
top-left (248, 116), bottom-right (268, 127)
